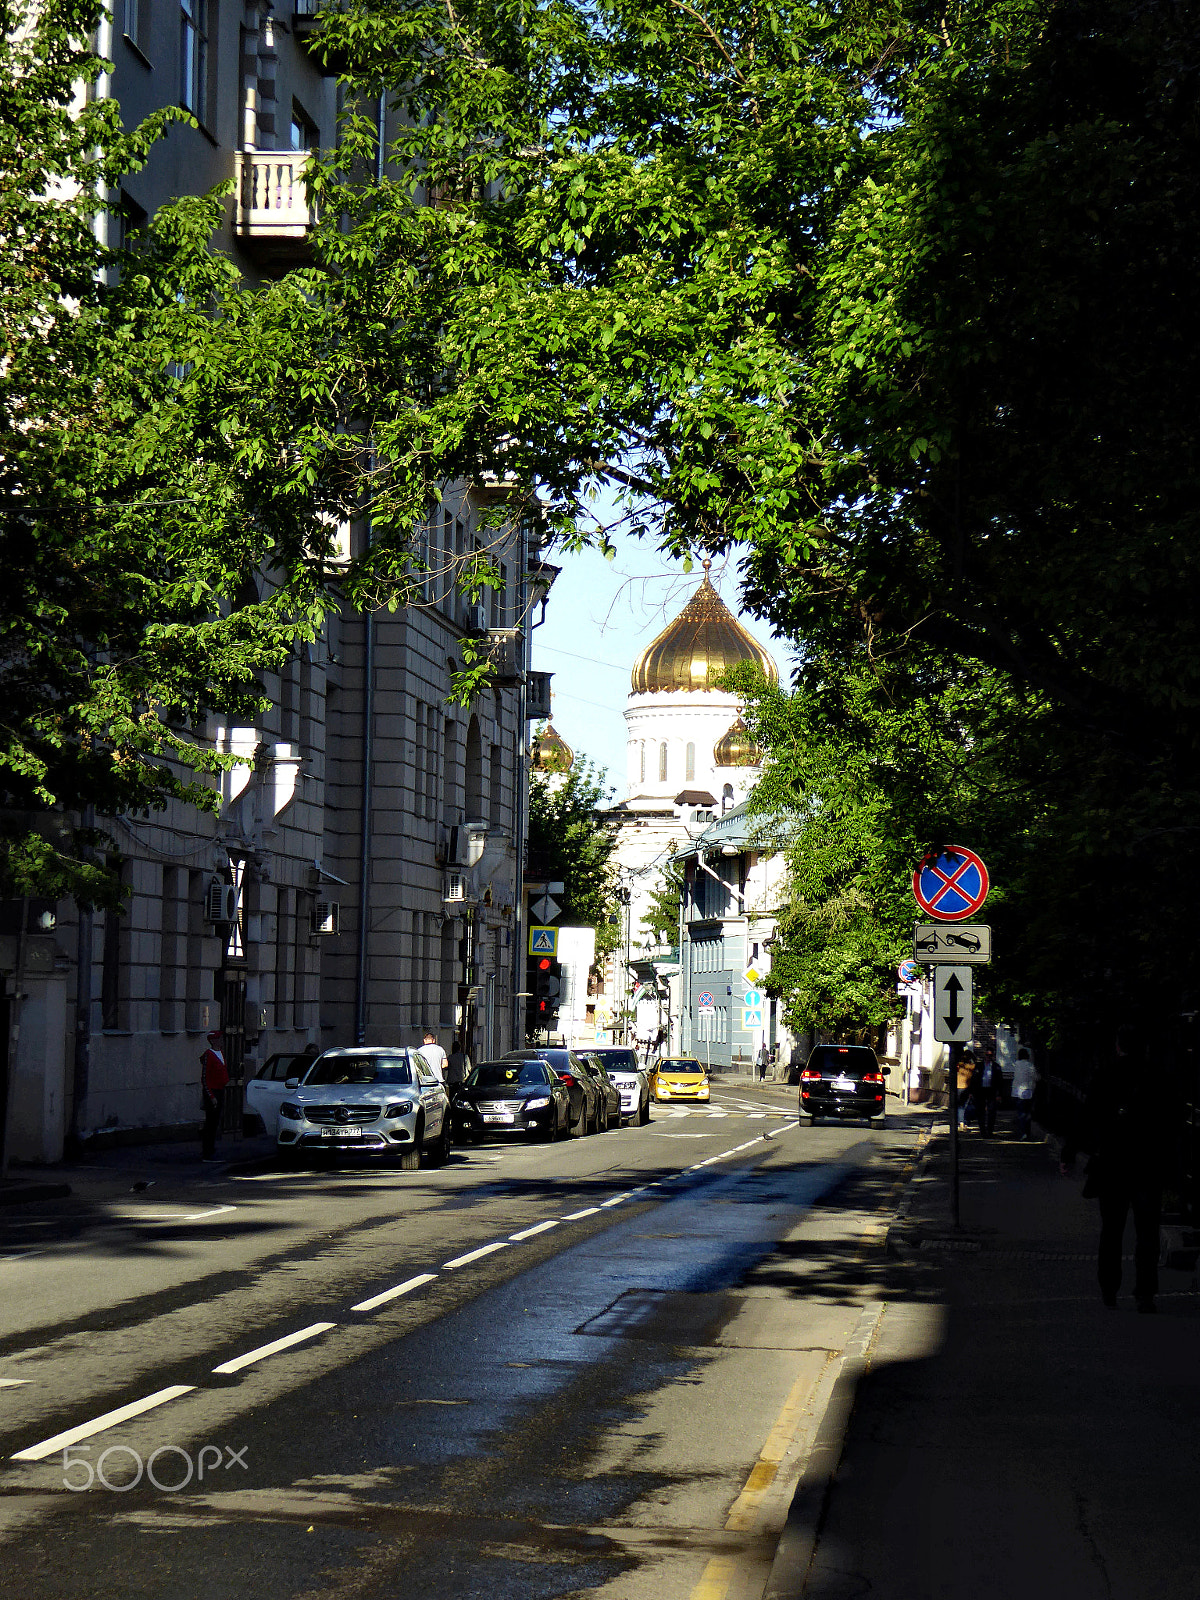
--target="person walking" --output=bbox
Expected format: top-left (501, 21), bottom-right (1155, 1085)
top-left (199, 1029), bottom-right (229, 1162)
top-left (447, 1037), bottom-right (471, 1087)
top-left (418, 1029), bottom-right (447, 1084)
top-left (1062, 1026), bottom-right (1165, 1313)
top-left (973, 1051), bottom-right (1003, 1137)
top-left (757, 1042), bottom-right (770, 1082)
top-left (956, 1049), bottom-right (976, 1129)
top-left (1011, 1046), bottom-right (1037, 1139)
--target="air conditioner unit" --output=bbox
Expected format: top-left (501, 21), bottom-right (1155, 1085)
top-left (205, 881), bottom-right (238, 924)
top-left (310, 900), bottom-right (340, 936)
top-left (466, 601), bottom-right (490, 634)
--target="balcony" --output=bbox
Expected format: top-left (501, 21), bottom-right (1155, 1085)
top-left (234, 150), bottom-right (314, 263)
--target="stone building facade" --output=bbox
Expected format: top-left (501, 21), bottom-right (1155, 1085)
top-left (2, 4), bottom-right (544, 1162)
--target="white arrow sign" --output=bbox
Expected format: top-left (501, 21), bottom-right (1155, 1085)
top-left (933, 965), bottom-right (972, 1043)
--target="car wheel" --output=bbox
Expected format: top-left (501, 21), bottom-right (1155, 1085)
top-left (425, 1123), bottom-right (451, 1167)
top-left (588, 1098), bottom-right (600, 1134)
top-left (639, 1096), bottom-right (650, 1125)
top-left (570, 1100), bottom-right (586, 1138)
top-left (397, 1146), bottom-right (421, 1170)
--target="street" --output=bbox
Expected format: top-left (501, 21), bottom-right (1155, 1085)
top-left (0, 1083), bottom-right (922, 1600)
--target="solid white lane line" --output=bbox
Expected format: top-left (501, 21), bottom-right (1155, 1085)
top-left (509, 1220), bottom-right (561, 1241)
top-left (443, 1241), bottom-right (509, 1269)
top-left (351, 1273), bottom-right (437, 1313)
top-left (141, 1205), bottom-right (237, 1223)
top-left (562, 1206), bottom-right (601, 1220)
top-left (212, 1322), bottom-right (336, 1375)
top-left (12, 1385), bottom-right (195, 1462)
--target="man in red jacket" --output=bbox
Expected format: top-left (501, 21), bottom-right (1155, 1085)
top-left (200, 1029), bottom-right (229, 1162)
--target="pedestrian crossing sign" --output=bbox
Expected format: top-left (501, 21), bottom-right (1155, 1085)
top-left (529, 926), bottom-right (558, 955)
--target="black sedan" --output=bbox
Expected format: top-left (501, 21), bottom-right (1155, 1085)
top-left (798, 1044), bottom-right (889, 1125)
top-left (579, 1053), bottom-right (622, 1130)
top-left (502, 1049), bottom-right (597, 1135)
top-left (451, 1060), bottom-right (571, 1143)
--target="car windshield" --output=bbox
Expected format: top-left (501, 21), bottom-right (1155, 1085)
top-left (809, 1046), bottom-right (878, 1075)
top-left (470, 1063), bottom-right (546, 1088)
top-left (592, 1049), bottom-right (638, 1071)
top-left (303, 1054), bottom-right (413, 1086)
top-left (661, 1059), bottom-right (704, 1075)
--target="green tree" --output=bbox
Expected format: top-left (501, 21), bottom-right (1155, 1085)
top-left (526, 760), bottom-right (620, 959)
top-left (639, 857), bottom-right (684, 950)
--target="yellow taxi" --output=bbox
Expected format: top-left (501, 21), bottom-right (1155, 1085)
top-left (649, 1056), bottom-right (710, 1104)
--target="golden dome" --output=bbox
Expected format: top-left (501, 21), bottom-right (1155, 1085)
top-left (713, 717), bottom-right (763, 768)
top-left (631, 563), bottom-right (778, 694)
top-left (530, 722), bottom-right (574, 773)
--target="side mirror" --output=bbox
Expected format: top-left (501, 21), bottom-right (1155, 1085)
top-left (285, 1076), bottom-right (300, 1089)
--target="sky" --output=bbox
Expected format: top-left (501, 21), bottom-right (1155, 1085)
top-left (529, 525), bottom-right (791, 802)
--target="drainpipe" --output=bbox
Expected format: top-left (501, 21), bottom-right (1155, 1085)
top-left (353, 96), bottom-right (388, 1047)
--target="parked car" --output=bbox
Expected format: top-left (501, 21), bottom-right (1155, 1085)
top-left (243, 1051), bottom-right (316, 1136)
top-left (649, 1057), bottom-right (710, 1104)
top-left (587, 1047), bottom-right (651, 1125)
top-left (451, 1060), bottom-right (571, 1143)
top-left (579, 1054), bottom-right (622, 1129)
top-left (275, 1047), bottom-right (451, 1169)
top-left (501, 1049), bottom-right (595, 1134)
top-left (798, 1044), bottom-right (888, 1125)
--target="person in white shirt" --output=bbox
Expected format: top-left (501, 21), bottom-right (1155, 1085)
top-left (418, 1030), bottom-right (447, 1083)
top-left (1011, 1046), bottom-right (1037, 1139)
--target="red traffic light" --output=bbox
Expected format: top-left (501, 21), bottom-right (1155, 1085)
top-left (537, 957), bottom-right (552, 971)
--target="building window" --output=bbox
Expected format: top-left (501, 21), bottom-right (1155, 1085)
top-left (722, 782), bottom-right (734, 813)
top-left (658, 741), bottom-right (667, 782)
top-left (686, 741), bottom-right (695, 782)
top-left (638, 742), bottom-right (645, 784)
top-left (290, 102), bottom-right (317, 151)
top-left (124, 0), bottom-right (150, 53)
top-left (180, 0), bottom-right (208, 118)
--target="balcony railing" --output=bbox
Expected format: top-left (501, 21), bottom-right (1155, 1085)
top-left (234, 150), bottom-right (314, 258)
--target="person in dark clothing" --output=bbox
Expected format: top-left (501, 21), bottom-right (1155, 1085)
top-left (1062, 1027), bottom-right (1163, 1312)
top-left (972, 1052), bottom-right (1004, 1137)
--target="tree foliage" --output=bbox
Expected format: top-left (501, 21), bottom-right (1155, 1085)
top-left (639, 857), bottom-right (684, 950)
top-left (526, 760), bottom-right (620, 958)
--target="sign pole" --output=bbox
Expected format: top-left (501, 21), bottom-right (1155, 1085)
top-left (948, 1041), bottom-right (960, 1228)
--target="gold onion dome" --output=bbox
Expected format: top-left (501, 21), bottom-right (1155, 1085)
top-left (630, 562), bottom-right (778, 694)
top-left (714, 717), bottom-right (763, 768)
top-left (530, 723), bottom-right (574, 773)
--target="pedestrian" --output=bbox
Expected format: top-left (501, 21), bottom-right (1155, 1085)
top-left (1061, 1026), bottom-right (1165, 1313)
top-left (972, 1051), bottom-right (1003, 1137)
top-left (1011, 1046), bottom-right (1037, 1139)
top-left (757, 1042), bottom-right (770, 1082)
top-left (956, 1048), bottom-right (975, 1129)
top-left (418, 1029), bottom-right (447, 1083)
top-left (447, 1036), bottom-right (471, 1086)
top-left (199, 1029), bottom-right (229, 1162)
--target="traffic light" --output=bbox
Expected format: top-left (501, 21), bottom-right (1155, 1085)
top-left (531, 955), bottom-right (561, 1024)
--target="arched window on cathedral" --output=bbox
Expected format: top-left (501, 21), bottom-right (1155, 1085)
top-left (722, 782), bottom-right (734, 814)
top-left (685, 742), bottom-right (695, 782)
top-left (639, 742), bottom-right (646, 783)
top-left (658, 741), bottom-right (668, 782)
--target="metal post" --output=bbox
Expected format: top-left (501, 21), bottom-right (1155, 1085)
top-left (948, 1040), bottom-right (960, 1228)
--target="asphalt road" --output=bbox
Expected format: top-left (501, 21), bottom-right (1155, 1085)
top-left (0, 1084), bottom-right (922, 1600)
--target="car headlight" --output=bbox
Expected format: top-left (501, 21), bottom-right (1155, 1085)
top-left (384, 1101), bottom-right (414, 1119)
top-left (280, 1102), bottom-right (305, 1121)
top-left (524, 1095), bottom-right (551, 1109)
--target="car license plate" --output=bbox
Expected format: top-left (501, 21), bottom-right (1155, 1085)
top-left (483, 1112), bottom-right (514, 1124)
top-left (834, 1075), bottom-right (856, 1092)
top-left (321, 1126), bottom-right (361, 1138)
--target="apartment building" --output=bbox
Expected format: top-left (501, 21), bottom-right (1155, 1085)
top-left (1, 2), bottom-right (547, 1162)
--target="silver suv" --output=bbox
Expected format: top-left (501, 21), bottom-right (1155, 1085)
top-left (276, 1048), bottom-right (450, 1170)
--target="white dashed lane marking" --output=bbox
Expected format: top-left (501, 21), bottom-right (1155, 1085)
top-left (212, 1322), bottom-right (336, 1376)
top-left (12, 1385), bottom-right (196, 1463)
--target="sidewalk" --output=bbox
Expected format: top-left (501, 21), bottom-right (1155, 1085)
top-left (781, 1121), bottom-right (1200, 1599)
top-left (0, 1130), bottom-right (277, 1209)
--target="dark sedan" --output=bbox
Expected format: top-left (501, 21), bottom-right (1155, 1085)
top-left (799, 1044), bottom-right (889, 1125)
top-left (502, 1049), bottom-right (597, 1134)
top-left (580, 1054), bottom-right (622, 1130)
top-left (451, 1060), bottom-right (571, 1143)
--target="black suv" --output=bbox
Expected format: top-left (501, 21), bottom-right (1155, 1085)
top-left (798, 1045), bottom-right (888, 1125)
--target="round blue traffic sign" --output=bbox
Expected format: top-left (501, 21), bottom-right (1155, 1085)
top-left (912, 847), bottom-right (990, 922)
top-left (898, 959), bottom-right (919, 984)
top-left (697, 991), bottom-right (715, 1009)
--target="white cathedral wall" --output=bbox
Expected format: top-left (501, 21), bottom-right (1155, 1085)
top-left (624, 691), bottom-right (747, 802)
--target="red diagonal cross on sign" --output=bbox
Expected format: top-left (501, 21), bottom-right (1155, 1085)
top-left (925, 855), bottom-right (974, 910)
